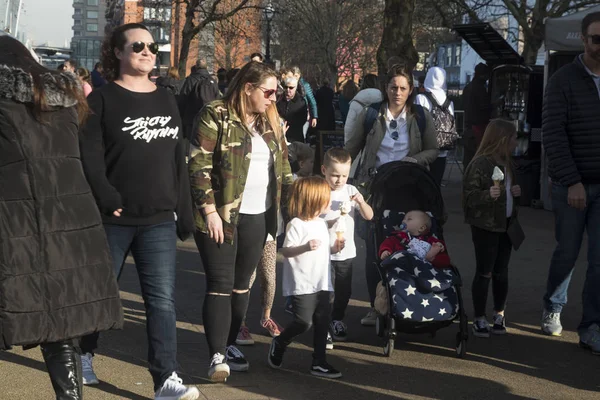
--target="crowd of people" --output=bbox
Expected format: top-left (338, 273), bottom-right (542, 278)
top-left (1, 11), bottom-right (600, 400)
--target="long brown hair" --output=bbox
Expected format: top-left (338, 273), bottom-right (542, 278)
top-left (222, 61), bottom-right (282, 139)
top-left (288, 176), bottom-right (331, 221)
top-left (341, 80), bottom-right (358, 101)
top-left (0, 36), bottom-right (88, 125)
top-left (383, 64), bottom-right (416, 115)
top-left (472, 119), bottom-right (517, 178)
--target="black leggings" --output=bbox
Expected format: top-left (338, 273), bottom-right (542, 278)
top-left (331, 259), bottom-right (353, 321)
top-left (194, 212), bottom-right (267, 356)
top-left (276, 291), bottom-right (332, 362)
top-left (471, 225), bottom-right (512, 318)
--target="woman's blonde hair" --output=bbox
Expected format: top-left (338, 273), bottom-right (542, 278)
top-left (222, 61), bottom-right (282, 139)
top-left (473, 118), bottom-right (517, 178)
top-left (288, 177), bottom-right (331, 221)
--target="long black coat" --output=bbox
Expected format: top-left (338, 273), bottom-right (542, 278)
top-left (0, 67), bottom-right (123, 350)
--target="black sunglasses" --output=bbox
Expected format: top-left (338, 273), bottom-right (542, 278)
top-left (286, 86), bottom-right (296, 90)
top-left (587, 34), bottom-right (600, 45)
top-left (131, 41), bottom-right (159, 54)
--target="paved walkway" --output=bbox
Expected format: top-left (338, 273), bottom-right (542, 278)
top-left (1, 170), bottom-right (598, 399)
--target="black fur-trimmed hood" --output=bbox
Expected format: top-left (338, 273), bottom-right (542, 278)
top-left (0, 65), bottom-right (80, 108)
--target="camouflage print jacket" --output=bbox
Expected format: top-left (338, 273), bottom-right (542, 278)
top-left (189, 100), bottom-right (293, 244)
top-left (462, 155), bottom-right (518, 233)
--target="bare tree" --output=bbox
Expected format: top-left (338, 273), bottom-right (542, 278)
top-left (273, 0), bottom-right (383, 86)
top-left (213, 3), bottom-right (260, 69)
top-left (174, 0), bottom-right (257, 76)
top-left (426, 0), bottom-right (600, 64)
top-left (376, 0), bottom-right (419, 80)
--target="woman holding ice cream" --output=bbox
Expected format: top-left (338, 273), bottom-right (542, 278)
top-left (463, 119), bottom-right (522, 338)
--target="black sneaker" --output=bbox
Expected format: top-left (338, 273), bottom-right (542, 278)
top-left (492, 314), bottom-right (507, 335)
top-left (472, 318), bottom-right (491, 338)
top-left (225, 345), bottom-right (249, 372)
top-left (310, 360), bottom-right (342, 379)
top-left (326, 332), bottom-right (334, 350)
top-left (330, 320), bottom-right (348, 341)
top-left (268, 338), bottom-right (285, 369)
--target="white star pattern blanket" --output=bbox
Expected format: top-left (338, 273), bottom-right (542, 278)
top-left (381, 251), bottom-right (459, 322)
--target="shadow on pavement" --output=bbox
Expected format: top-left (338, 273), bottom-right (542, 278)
top-left (0, 350), bottom-right (149, 399)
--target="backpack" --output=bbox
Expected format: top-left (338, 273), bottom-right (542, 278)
top-left (424, 92), bottom-right (458, 150)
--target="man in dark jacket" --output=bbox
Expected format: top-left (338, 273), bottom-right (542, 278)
top-left (178, 59), bottom-right (221, 140)
top-left (315, 79), bottom-right (336, 130)
top-left (541, 12), bottom-right (600, 354)
top-left (91, 62), bottom-right (107, 88)
top-left (462, 63), bottom-right (491, 167)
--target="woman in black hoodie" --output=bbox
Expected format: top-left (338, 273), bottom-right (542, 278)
top-left (0, 36), bottom-right (123, 399)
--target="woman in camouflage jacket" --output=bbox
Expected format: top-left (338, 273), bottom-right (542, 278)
top-left (189, 61), bottom-right (293, 383)
top-left (463, 119), bottom-right (521, 339)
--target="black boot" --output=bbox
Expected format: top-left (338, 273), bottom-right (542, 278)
top-left (41, 340), bottom-right (83, 400)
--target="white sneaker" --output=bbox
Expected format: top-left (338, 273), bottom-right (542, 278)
top-left (361, 308), bottom-right (377, 326)
top-left (81, 353), bottom-right (99, 385)
top-left (208, 353), bottom-right (230, 383)
top-left (154, 372), bottom-right (200, 400)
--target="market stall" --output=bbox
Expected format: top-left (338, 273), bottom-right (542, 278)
top-left (454, 23), bottom-right (544, 207)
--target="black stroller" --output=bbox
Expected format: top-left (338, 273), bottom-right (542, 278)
top-left (366, 161), bottom-right (468, 358)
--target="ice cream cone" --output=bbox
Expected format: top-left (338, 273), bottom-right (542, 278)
top-left (494, 180), bottom-right (501, 187)
top-left (336, 231), bottom-right (344, 241)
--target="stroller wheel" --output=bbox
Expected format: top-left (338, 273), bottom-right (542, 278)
top-left (383, 338), bottom-right (394, 357)
top-left (455, 332), bottom-right (467, 358)
top-left (376, 315), bottom-right (386, 337)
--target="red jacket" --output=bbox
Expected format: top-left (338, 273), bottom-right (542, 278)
top-left (379, 231), bottom-right (451, 269)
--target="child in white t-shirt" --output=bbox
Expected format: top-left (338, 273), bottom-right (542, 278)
top-left (321, 148), bottom-right (374, 343)
top-left (268, 176), bottom-right (344, 379)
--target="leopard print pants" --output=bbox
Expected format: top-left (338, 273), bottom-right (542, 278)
top-left (248, 240), bottom-right (277, 311)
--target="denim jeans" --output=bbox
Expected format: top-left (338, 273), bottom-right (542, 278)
top-left (80, 221), bottom-right (178, 390)
top-left (544, 184), bottom-right (600, 333)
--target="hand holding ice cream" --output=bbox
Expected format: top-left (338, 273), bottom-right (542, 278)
top-left (334, 216), bottom-right (346, 241)
top-left (490, 166), bottom-right (504, 200)
top-left (492, 166), bottom-right (505, 187)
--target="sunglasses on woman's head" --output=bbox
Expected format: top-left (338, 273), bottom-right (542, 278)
top-left (256, 86), bottom-right (277, 99)
top-left (131, 41), bottom-right (159, 54)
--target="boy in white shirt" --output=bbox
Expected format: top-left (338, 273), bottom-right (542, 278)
top-left (321, 148), bottom-right (374, 341)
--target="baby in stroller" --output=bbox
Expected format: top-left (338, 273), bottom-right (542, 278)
top-left (379, 210), bottom-right (450, 269)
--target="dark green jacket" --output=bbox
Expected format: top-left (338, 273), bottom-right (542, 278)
top-left (463, 155), bottom-right (518, 232)
top-left (189, 101), bottom-right (294, 244)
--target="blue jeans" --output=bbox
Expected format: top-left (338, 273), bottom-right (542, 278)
top-left (544, 184), bottom-right (600, 333)
top-left (80, 221), bottom-right (178, 390)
